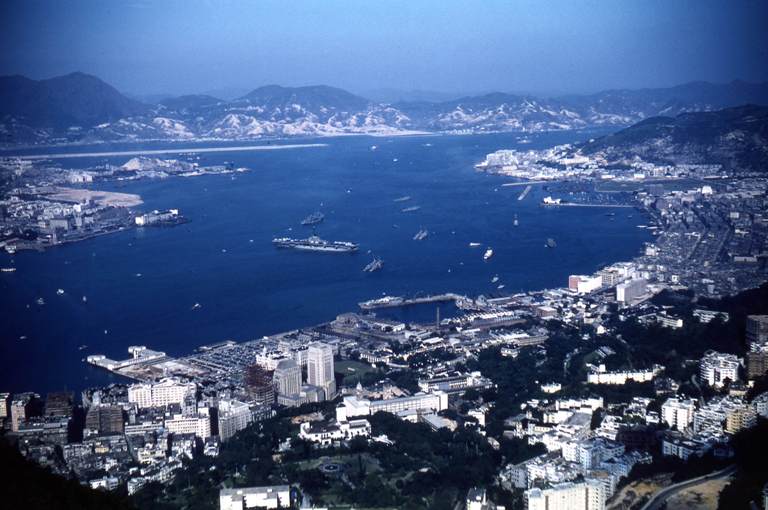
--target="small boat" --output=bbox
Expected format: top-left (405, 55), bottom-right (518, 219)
top-left (546, 238), bottom-right (557, 248)
top-left (36, 298), bottom-right (45, 305)
top-left (56, 288), bottom-right (65, 295)
top-left (78, 344), bottom-right (88, 351)
top-left (363, 257), bottom-right (383, 273)
top-left (484, 248), bottom-right (494, 261)
top-left (370, 145), bottom-right (378, 150)
top-left (393, 195), bottom-right (412, 202)
top-left (402, 206), bottom-right (421, 213)
top-left (491, 275), bottom-right (499, 283)
top-left (191, 303), bottom-right (202, 310)
top-left (1, 267), bottom-right (16, 272)
top-left (413, 229), bottom-right (429, 241)
top-left (513, 214), bottom-right (519, 227)
top-left (82, 296), bottom-right (87, 303)
top-left (497, 284), bottom-right (505, 289)
top-left (301, 211), bottom-right (325, 226)
top-left (469, 242), bottom-right (482, 248)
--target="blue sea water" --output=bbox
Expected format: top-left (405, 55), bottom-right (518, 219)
top-left (0, 132), bottom-right (652, 394)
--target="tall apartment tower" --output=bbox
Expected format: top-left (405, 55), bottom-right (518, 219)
top-left (307, 342), bottom-right (336, 400)
top-left (273, 359), bottom-right (302, 397)
top-left (747, 315), bottom-right (768, 350)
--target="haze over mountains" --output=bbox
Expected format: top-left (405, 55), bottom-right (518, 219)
top-left (1, 72), bottom-right (768, 145)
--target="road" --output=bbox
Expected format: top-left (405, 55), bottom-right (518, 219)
top-left (639, 464), bottom-right (737, 510)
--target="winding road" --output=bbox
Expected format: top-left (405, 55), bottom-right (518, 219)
top-left (639, 464), bottom-right (737, 510)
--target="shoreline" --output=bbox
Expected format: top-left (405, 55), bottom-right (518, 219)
top-left (14, 142), bottom-right (329, 160)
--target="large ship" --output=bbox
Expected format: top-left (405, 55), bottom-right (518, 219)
top-left (301, 211), bottom-right (325, 226)
top-left (358, 295), bottom-right (404, 310)
top-left (273, 235), bottom-right (358, 253)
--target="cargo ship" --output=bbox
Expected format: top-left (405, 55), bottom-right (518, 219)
top-left (273, 235), bottom-right (358, 253)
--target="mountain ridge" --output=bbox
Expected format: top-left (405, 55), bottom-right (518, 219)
top-left (2, 72), bottom-right (768, 144)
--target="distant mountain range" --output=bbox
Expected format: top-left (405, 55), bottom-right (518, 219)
top-left (580, 104), bottom-right (768, 173)
top-left (1, 72), bottom-right (768, 145)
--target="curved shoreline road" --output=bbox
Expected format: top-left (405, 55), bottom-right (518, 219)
top-left (639, 464), bottom-right (737, 510)
top-left (16, 142), bottom-right (328, 160)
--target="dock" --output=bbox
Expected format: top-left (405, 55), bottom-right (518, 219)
top-left (517, 185), bottom-right (532, 201)
top-left (543, 202), bottom-right (635, 208)
top-left (359, 293), bottom-right (464, 310)
top-left (501, 180), bottom-right (551, 187)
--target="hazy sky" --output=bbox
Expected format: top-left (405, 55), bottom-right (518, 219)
top-left (1, 0), bottom-right (767, 97)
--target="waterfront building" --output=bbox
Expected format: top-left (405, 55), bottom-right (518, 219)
top-left (700, 351), bottom-right (740, 388)
top-left (526, 480), bottom-right (606, 510)
top-left (568, 275), bottom-right (602, 295)
top-left (128, 379), bottom-right (196, 409)
top-left (661, 398), bottom-right (696, 431)
top-left (219, 485), bottom-right (292, 510)
top-left (272, 359), bottom-right (301, 397)
top-left (307, 342), bottom-right (336, 400)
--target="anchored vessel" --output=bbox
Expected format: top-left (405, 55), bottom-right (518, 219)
top-left (301, 211), bottom-right (325, 226)
top-left (273, 235), bottom-right (358, 253)
top-left (363, 257), bottom-right (384, 272)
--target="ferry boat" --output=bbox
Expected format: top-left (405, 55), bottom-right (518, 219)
top-left (273, 235), bottom-right (358, 253)
top-left (358, 295), bottom-right (404, 310)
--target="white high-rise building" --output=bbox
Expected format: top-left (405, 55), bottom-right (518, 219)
top-left (273, 359), bottom-right (301, 397)
top-left (661, 398), bottom-right (696, 431)
top-left (218, 399), bottom-right (253, 442)
top-left (526, 480), bottom-right (606, 510)
top-left (699, 351), bottom-right (740, 388)
top-left (616, 279), bottom-right (646, 306)
top-left (307, 343), bottom-right (336, 400)
top-left (165, 414), bottom-right (212, 439)
top-left (128, 379), bottom-right (196, 409)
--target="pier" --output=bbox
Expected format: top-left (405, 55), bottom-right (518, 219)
top-left (359, 293), bottom-right (464, 310)
top-left (543, 202), bottom-right (635, 208)
top-left (501, 180), bottom-right (551, 187)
